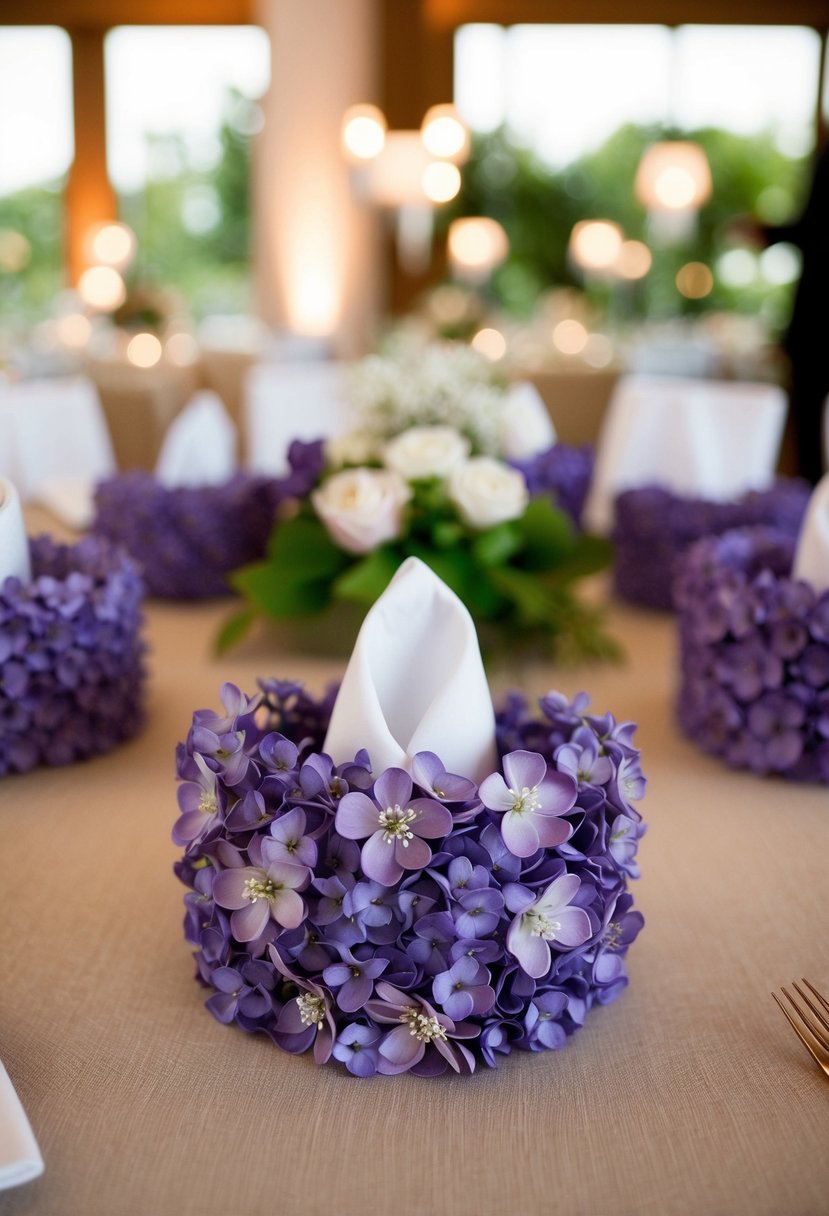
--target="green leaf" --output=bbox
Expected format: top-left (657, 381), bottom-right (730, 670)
top-left (471, 521), bottom-right (522, 568)
top-left (230, 561), bottom-right (331, 619)
top-left (266, 514), bottom-right (348, 579)
top-left (489, 566), bottom-right (556, 626)
top-left (214, 606), bottom-right (256, 655)
top-left (431, 520), bottom-right (465, 549)
top-left (333, 547), bottom-right (400, 605)
top-left (552, 533), bottom-right (614, 582)
top-left (517, 497), bottom-right (577, 571)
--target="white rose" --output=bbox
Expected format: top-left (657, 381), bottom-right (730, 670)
top-left (498, 382), bottom-right (557, 460)
top-left (383, 426), bottom-right (470, 480)
top-left (312, 468), bottom-right (411, 554)
top-left (448, 457), bottom-right (530, 530)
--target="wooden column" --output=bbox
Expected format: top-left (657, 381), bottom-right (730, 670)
top-left (379, 0), bottom-right (455, 315)
top-left (65, 26), bottom-right (117, 285)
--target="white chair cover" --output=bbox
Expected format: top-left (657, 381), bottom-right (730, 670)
top-left (583, 374), bottom-right (788, 536)
top-left (244, 361), bottom-right (352, 475)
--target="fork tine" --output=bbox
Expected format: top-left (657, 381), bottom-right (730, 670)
top-left (802, 978), bottom-right (829, 1017)
top-left (772, 990), bottom-right (829, 1071)
top-left (791, 981), bottom-right (829, 1045)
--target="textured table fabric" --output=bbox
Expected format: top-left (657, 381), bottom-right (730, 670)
top-left (0, 526), bottom-right (827, 1216)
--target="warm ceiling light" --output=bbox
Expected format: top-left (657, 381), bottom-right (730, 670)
top-left (421, 104), bottom-right (469, 162)
top-left (85, 222), bottom-right (136, 270)
top-left (126, 332), bottom-right (162, 368)
top-left (448, 217), bottom-right (509, 280)
top-left (471, 327), bottom-right (507, 361)
top-left (569, 220), bottom-right (624, 274)
top-left (552, 319), bottom-right (589, 356)
top-left (635, 142), bottom-right (712, 213)
top-left (0, 230), bottom-right (31, 273)
top-left (341, 104), bottom-right (386, 161)
top-left (77, 265), bottom-right (127, 311)
top-left (676, 261), bottom-right (714, 299)
top-left (422, 161), bottom-right (461, 204)
top-left (165, 332), bottom-right (200, 366)
top-left (56, 313), bottom-right (92, 349)
top-left (616, 239), bottom-right (652, 280)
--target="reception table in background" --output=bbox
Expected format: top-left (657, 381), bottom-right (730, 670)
top-left (0, 510), bottom-right (827, 1216)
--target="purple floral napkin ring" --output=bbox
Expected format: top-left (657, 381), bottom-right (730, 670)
top-left (612, 481), bottom-right (810, 611)
top-left (0, 534), bottom-right (146, 775)
top-left (676, 526), bottom-right (829, 782)
top-left (92, 472), bottom-right (281, 599)
top-left (174, 682), bottom-right (646, 1077)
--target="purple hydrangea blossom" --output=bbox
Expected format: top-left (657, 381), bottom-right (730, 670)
top-left (174, 681), bottom-right (646, 1075)
top-left (0, 534), bottom-right (146, 776)
top-left (613, 480), bottom-right (810, 611)
top-left (511, 443), bottom-right (595, 527)
top-left (676, 526), bottom-right (829, 782)
top-left (479, 750), bottom-right (577, 857)
top-left (93, 471), bottom-right (283, 599)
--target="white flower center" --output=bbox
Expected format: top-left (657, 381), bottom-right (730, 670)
top-left (378, 804), bottom-right (417, 845)
top-left (509, 785), bottom-right (541, 815)
top-left (524, 909), bottom-right (561, 941)
top-left (242, 876), bottom-right (280, 904)
top-left (296, 993), bottom-right (325, 1027)
top-left (198, 791), bottom-right (217, 815)
top-left (400, 1009), bottom-right (447, 1043)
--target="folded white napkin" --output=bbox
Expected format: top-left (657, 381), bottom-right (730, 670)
top-left (583, 374), bottom-right (787, 535)
top-left (792, 472), bottom-right (829, 595)
top-left (0, 477), bottom-right (31, 585)
top-left (0, 1061), bottom-right (43, 1191)
top-left (500, 382), bottom-right (556, 460)
top-left (323, 557), bottom-right (497, 782)
top-left (155, 391), bottom-right (237, 488)
top-left (245, 361), bottom-right (352, 475)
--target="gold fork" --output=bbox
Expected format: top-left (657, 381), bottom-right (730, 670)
top-left (772, 979), bottom-right (829, 1078)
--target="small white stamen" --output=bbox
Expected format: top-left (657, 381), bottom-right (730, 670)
top-left (508, 785), bottom-right (541, 815)
top-left (400, 1008), bottom-right (447, 1043)
top-left (242, 876), bottom-right (279, 904)
top-left (296, 993), bottom-right (325, 1027)
top-left (524, 909), bottom-right (561, 941)
top-left (377, 804), bottom-right (417, 846)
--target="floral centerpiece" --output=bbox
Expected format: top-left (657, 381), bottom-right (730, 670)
top-left (612, 480), bottom-right (811, 611)
top-left (222, 343), bottom-right (608, 659)
top-left (93, 472), bottom-right (281, 600)
top-left (675, 526), bottom-right (829, 782)
top-left (0, 534), bottom-right (146, 775)
top-left (174, 680), bottom-right (645, 1076)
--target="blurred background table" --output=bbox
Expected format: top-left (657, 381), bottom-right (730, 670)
top-left (0, 509), bottom-right (826, 1216)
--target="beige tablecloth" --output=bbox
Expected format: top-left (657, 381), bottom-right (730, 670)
top-left (0, 513), bottom-right (827, 1216)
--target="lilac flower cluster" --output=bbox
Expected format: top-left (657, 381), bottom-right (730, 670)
top-left (612, 480), bottom-right (810, 610)
top-left (174, 681), bottom-right (645, 1076)
top-left (92, 471), bottom-right (283, 599)
top-left (511, 443), bottom-right (595, 527)
top-left (0, 534), bottom-right (146, 775)
top-left (675, 526), bottom-right (829, 782)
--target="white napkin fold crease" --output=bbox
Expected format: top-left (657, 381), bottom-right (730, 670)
top-left (155, 391), bottom-right (237, 488)
top-left (0, 477), bottom-right (32, 585)
top-left (0, 1062), bottom-right (43, 1191)
top-left (322, 557), bottom-right (497, 783)
top-left (792, 472), bottom-right (829, 595)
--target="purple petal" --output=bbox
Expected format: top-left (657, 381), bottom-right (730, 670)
top-left (478, 772), bottom-right (513, 812)
top-left (501, 811), bottom-right (541, 858)
top-left (272, 888), bottom-right (304, 929)
top-left (379, 1023), bottom-right (424, 1067)
top-left (534, 814), bottom-right (572, 849)
top-left (552, 906), bottom-right (592, 948)
top-left (408, 798), bottom-right (453, 839)
top-left (210, 966), bottom-right (243, 994)
top-left (503, 750), bottom-right (547, 791)
top-left (230, 899), bottom-right (270, 942)
top-left (506, 919), bottom-right (551, 979)
top-left (395, 833), bottom-right (431, 872)
top-left (212, 869), bottom-right (250, 910)
top-left (539, 873), bottom-right (581, 913)
top-left (361, 832), bottom-right (404, 886)
top-left (537, 770), bottom-right (578, 814)
top-left (374, 768), bottom-right (412, 810)
top-left (335, 792), bottom-right (380, 840)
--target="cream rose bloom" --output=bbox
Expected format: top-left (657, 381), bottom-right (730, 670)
top-left (312, 468), bottom-right (411, 554)
top-left (448, 457), bottom-right (530, 530)
top-left (325, 430), bottom-right (380, 469)
top-left (382, 425), bottom-right (470, 481)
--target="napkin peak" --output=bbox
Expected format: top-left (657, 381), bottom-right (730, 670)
top-left (322, 557), bottom-right (498, 783)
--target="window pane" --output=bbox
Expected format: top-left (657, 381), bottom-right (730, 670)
top-left (105, 26), bottom-right (271, 317)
